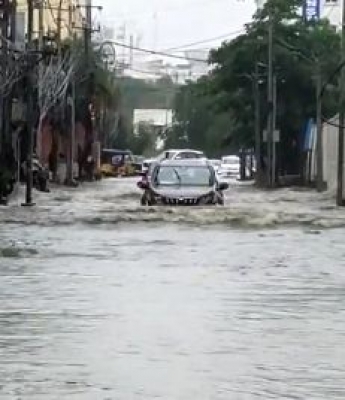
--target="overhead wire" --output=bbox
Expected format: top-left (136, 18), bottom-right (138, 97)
top-left (110, 41), bottom-right (209, 63)
top-left (162, 29), bottom-right (244, 52)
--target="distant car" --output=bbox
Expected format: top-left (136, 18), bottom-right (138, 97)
top-left (141, 149), bottom-right (206, 174)
top-left (137, 159), bottom-right (229, 206)
top-left (218, 155), bottom-right (240, 178)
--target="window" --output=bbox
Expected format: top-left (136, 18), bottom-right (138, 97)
top-left (153, 166), bottom-right (213, 187)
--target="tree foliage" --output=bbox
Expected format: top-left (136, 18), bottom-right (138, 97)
top-left (166, 0), bottom-right (341, 170)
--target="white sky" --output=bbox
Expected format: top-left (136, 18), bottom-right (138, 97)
top-left (99, 0), bottom-right (257, 51)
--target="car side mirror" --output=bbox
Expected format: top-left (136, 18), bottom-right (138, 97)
top-left (218, 182), bottom-right (229, 191)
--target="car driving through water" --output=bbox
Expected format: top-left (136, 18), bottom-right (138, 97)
top-left (137, 159), bottom-right (229, 206)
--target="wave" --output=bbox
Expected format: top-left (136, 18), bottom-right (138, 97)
top-left (1, 205), bottom-right (345, 230)
top-left (0, 246), bottom-right (38, 258)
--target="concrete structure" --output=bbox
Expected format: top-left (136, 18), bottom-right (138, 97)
top-left (321, 0), bottom-right (341, 28)
top-left (321, 116), bottom-right (345, 194)
top-left (133, 109), bottom-right (173, 151)
top-left (133, 109), bottom-right (173, 133)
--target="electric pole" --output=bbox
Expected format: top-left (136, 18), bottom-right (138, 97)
top-left (272, 74), bottom-right (277, 186)
top-left (254, 63), bottom-right (262, 186)
top-left (66, 26), bottom-right (76, 186)
top-left (316, 62), bottom-right (324, 192)
top-left (267, 8), bottom-right (274, 188)
top-left (337, 0), bottom-right (345, 206)
top-left (22, 0), bottom-right (34, 206)
top-left (0, 0), bottom-right (11, 155)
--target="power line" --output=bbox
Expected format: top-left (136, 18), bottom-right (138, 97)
top-left (110, 41), bottom-right (209, 63)
top-left (163, 29), bottom-right (244, 52)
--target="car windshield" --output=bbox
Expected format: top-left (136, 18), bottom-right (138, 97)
top-left (154, 165), bottom-right (213, 186)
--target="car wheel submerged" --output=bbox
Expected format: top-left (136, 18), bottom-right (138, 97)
top-left (140, 195), bottom-right (147, 206)
top-left (217, 194), bottom-right (225, 206)
top-left (140, 193), bottom-right (156, 206)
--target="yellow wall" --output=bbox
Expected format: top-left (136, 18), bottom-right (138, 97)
top-left (16, 0), bottom-right (85, 41)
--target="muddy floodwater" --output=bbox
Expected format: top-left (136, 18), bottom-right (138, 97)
top-left (1, 178), bottom-right (345, 399)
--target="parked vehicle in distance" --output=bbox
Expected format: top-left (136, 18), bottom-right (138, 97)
top-left (100, 149), bottom-right (138, 177)
top-left (218, 155), bottom-right (240, 178)
top-left (137, 159), bottom-right (229, 206)
top-left (141, 149), bottom-right (205, 174)
top-left (208, 159), bottom-right (221, 173)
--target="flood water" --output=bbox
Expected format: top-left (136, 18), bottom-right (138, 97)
top-left (1, 178), bottom-right (345, 399)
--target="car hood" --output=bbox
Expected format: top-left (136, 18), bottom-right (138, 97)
top-left (152, 186), bottom-right (214, 198)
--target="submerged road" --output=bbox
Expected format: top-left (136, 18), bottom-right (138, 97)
top-left (0, 178), bottom-right (345, 399)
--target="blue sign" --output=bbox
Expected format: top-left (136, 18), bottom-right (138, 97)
top-left (303, 118), bottom-right (316, 151)
top-left (303, 0), bottom-right (320, 21)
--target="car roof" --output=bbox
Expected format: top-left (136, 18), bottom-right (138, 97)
top-left (157, 159), bottom-right (211, 167)
top-left (165, 149), bottom-right (204, 154)
top-left (222, 155), bottom-right (239, 159)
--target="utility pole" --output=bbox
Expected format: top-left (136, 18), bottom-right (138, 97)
top-left (57, 0), bottom-right (63, 52)
top-left (22, 0), bottom-right (34, 206)
top-left (316, 62), bottom-right (324, 192)
top-left (267, 8), bottom-right (274, 188)
top-left (254, 63), bottom-right (262, 185)
top-left (66, 26), bottom-right (76, 186)
top-left (0, 0), bottom-right (10, 155)
top-left (36, 0), bottom-right (44, 163)
top-left (337, 0), bottom-right (345, 206)
top-left (272, 74), bottom-right (277, 186)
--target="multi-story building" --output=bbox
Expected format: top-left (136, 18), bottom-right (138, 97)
top-left (321, 0), bottom-right (341, 28)
top-left (15, 0), bottom-right (84, 47)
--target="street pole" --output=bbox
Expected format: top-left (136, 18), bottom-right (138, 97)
top-left (22, 0), bottom-right (34, 206)
top-left (316, 63), bottom-right (324, 192)
top-left (67, 80), bottom-right (76, 184)
top-left (57, 0), bottom-right (63, 53)
top-left (267, 9), bottom-right (274, 188)
top-left (272, 74), bottom-right (277, 186)
top-left (0, 0), bottom-right (10, 155)
top-left (36, 0), bottom-right (44, 163)
top-left (254, 63), bottom-right (262, 186)
top-left (337, 0), bottom-right (345, 206)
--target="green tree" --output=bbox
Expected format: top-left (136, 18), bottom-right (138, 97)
top-left (167, 0), bottom-right (341, 172)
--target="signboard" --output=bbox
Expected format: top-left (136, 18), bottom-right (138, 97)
top-left (263, 130), bottom-right (280, 143)
top-left (302, 0), bottom-right (320, 21)
top-left (303, 118), bottom-right (316, 151)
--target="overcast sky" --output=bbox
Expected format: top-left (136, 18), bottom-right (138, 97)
top-left (99, 0), bottom-right (257, 51)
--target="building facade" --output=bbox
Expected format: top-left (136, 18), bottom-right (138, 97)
top-left (16, 0), bottom-right (84, 47)
top-left (320, 0), bottom-right (341, 28)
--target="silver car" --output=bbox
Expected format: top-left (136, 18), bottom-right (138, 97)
top-left (137, 159), bottom-right (229, 206)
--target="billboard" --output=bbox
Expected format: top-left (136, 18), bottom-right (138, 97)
top-left (303, 0), bottom-right (320, 21)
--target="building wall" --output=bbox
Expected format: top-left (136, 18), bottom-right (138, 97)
top-left (322, 116), bottom-right (345, 194)
top-left (321, 0), bottom-right (341, 28)
top-left (16, 0), bottom-right (84, 43)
